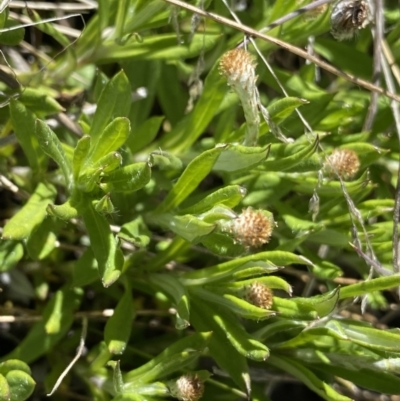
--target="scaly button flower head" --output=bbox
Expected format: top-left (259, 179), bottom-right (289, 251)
top-left (170, 374), bottom-right (204, 401)
top-left (229, 207), bottom-right (274, 248)
top-left (244, 282), bottom-right (274, 309)
top-left (326, 148), bottom-right (360, 179)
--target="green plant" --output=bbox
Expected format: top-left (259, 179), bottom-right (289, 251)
top-left (1, 0), bottom-right (400, 400)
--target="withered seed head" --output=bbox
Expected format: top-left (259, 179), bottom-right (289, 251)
top-left (230, 207), bottom-right (274, 248)
top-left (219, 48), bottom-right (257, 84)
top-left (326, 148), bottom-right (360, 179)
top-left (172, 374), bottom-right (204, 401)
top-left (330, 0), bottom-right (372, 40)
top-left (244, 282), bottom-right (274, 309)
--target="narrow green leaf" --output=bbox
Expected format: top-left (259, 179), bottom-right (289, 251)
top-left (72, 135), bottom-right (91, 181)
top-left (81, 201), bottom-right (124, 287)
top-left (148, 274), bottom-right (190, 329)
top-left (262, 136), bottom-right (319, 171)
top-left (72, 248), bottom-right (98, 287)
top-left (340, 275), bottom-right (400, 299)
top-left (2, 182), bottom-right (56, 241)
top-left (87, 117), bottom-right (130, 165)
top-left (155, 214), bottom-right (215, 242)
top-left (268, 355), bottom-right (351, 401)
top-left (179, 185), bottom-right (246, 215)
top-left (193, 288), bottom-right (275, 320)
top-left (180, 251), bottom-right (311, 285)
top-left (0, 18), bottom-right (24, 46)
top-left (268, 97), bottom-right (309, 125)
top-left (19, 88), bottom-right (64, 114)
top-left (105, 283), bottom-right (134, 354)
top-left (291, 288), bottom-right (340, 318)
top-left (190, 302), bottom-right (251, 396)
top-left (26, 218), bottom-right (57, 260)
top-left (150, 152), bottom-right (182, 171)
top-left (127, 117), bottom-right (164, 154)
top-left (47, 198), bottom-right (79, 221)
top-left (90, 70), bottom-right (131, 142)
top-left (100, 162), bottom-right (151, 193)
top-left (9, 99), bottom-right (47, 173)
top-left (35, 119), bottom-right (73, 186)
top-left (156, 146), bottom-right (225, 213)
top-left (0, 241), bottom-right (24, 272)
top-left (119, 217), bottom-right (151, 248)
top-left (213, 144), bottom-right (270, 172)
top-left (125, 332), bottom-right (212, 384)
top-left (1, 287), bottom-right (82, 364)
top-left (160, 61), bottom-right (227, 151)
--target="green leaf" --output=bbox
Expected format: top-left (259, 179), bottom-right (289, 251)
top-left (99, 162), bottom-right (151, 193)
top-left (105, 283), bottom-right (134, 354)
top-left (89, 71), bottom-right (131, 142)
top-left (339, 275), bottom-right (400, 299)
top-left (5, 370), bottom-right (35, 401)
top-left (160, 61), bottom-right (227, 151)
top-left (127, 116), bottom-right (164, 154)
top-left (0, 360), bottom-right (31, 376)
top-left (290, 287), bottom-right (340, 318)
top-left (0, 241), bottom-right (24, 272)
top-left (46, 198), bottom-right (79, 221)
top-left (262, 136), bottom-right (319, 171)
top-left (0, 373), bottom-right (9, 401)
top-left (124, 332), bottom-right (212, 385)
top-left (18, 88), bottom-right (64, 114)
top-left (193, 287), bottom-right (275, 320)
top-left (179, 185), bottom-right (246, 215)
top-left (190, 302), bottom-right (251, 396)
top-left (81, 201), bottom-right (124, 287)
top-left (268, 96), bottom-right (309, 125)
top-left (148, 274), bottom-right (190, 329)
top-left (180, 251), bottom-right (311, 285)
top-left (155, 214), bottom-right (215, 242)
top-left (119, 217), bottom-right (151, 248)
top-left (9, 99), bottom-right (47, 173)
top-left (2, 182), bottom-right (57, 241)
top-left (86, 117), bottom-right (130, 165)
top-left (0, 18), bottom-right (24, 46)
top-left (288, 169), bottom-right (370, 195)
top-left (72, 135), bottom-right (91, 181)
top-left (213, 144), bottom-right (270, 172)
top-left (71, 248), bottom-right (98, 287)
top-left (35, 119), bottom-right (73, 186)
top-left (1, 287), bottom-right (82, 364)
top-left (150, 151), bottom-right (183, 171)
top-left (191, 296), bottom-right (269, 361)
top-left (156, 146), bottom-right (225, 213)
top-left (26, 218), bottom-right (57, 260)
top-left (268, 355), bottom-right (352, 401)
